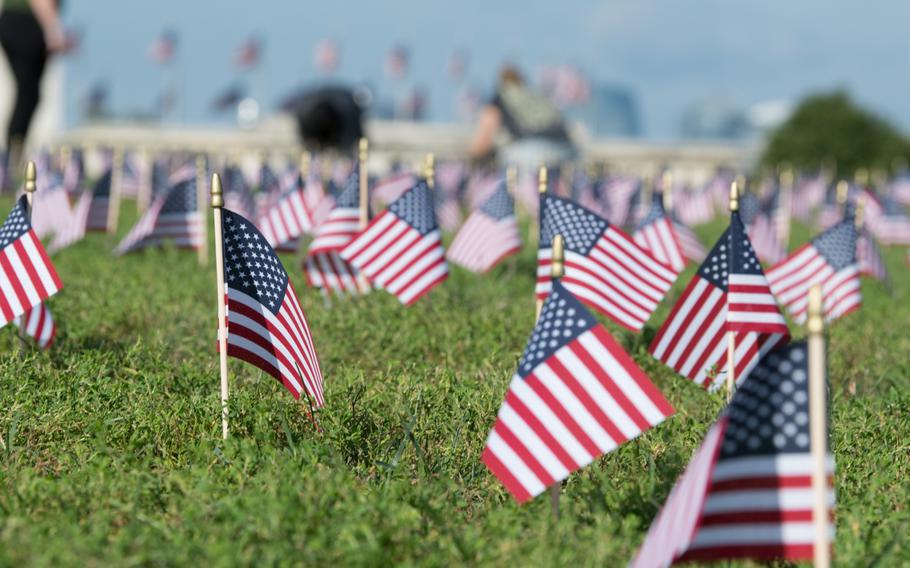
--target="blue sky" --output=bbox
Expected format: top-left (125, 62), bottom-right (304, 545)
top-left (61, 0), bottom-right (910, 139)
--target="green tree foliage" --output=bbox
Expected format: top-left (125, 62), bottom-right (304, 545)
top-left (762, 91), bottom-right (910, 175)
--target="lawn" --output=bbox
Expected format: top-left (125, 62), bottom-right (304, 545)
top-left (0, 201), bottom-right (907, 566)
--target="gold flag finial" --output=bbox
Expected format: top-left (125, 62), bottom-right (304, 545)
top-left (24, 161), bottom-right (37, 193)
top-left (538, 165), bottom-right (547, 194)
top-left (210, 173), bottom-right (224, 208)
top-left (424, 153), bottom-right (435, 189)
top-left (807, 284), bottom-right (824, 335)
top-left (506, 165), bottom-right (517, 195)
top-left (358, 137), bottom-right (368, 162)
top-left (836, 180), bottom-right (849, 205)
top-left (855, 195), bottom-right (866, 231)
top-left (729, 180), bottom-right (739, 212)
top-left (780, 166), bottom-right (794, 188)
top-left (854, 167), bottom-right (869, 187)
top-left (551, 234), bottom-right (565, 278)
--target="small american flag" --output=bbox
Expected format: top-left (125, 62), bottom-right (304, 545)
top-left (234, 36), bottom-right (261, 69)
top-left (767, 218), bottom-right (861, 324)
top-left (115, 178), bottom-right (202, 254)
top-left (48, 190), bottom-right (92, 253)
top-left (602, 176), bottom-right (640, 227)
top-left (222, 166), bottom-right (257, 221)
top-left (371, 171), bottom-right (417, 209)
top-left (0, 197), bottom-right (63, 328)
top-left (15, 302), bottom-right (56, 349)
top-left (446, 181), bottom-right (521, 273)
top-left (221, 208), bottom-right (324, 405)
top-left (86, 170), bottom-right (113, 232)
top-left (148, 29), bottom-right (178, 64)
top-left (257, 174), bottom-right (312, 253)
top-left (482, 279), bottom-right (674, 503)
top-left (304, 166), bottom-right (368, 295)
top-left (793, 175), bottom-right (827, 222)
top-left (30, 181), bottom-right (72, 239)
top-left (649, 225), bottom-right (789, 390)
top-left (869, 195), bottom-right (910, 245)
top-left (62, 150), bottom-right (84, 194)
top-left (631, 341), bottom-right (834, 567)
top-left (536, 194), bottom-right (678, 331)
top-left (727, 211), bottom-right (790, 336)
top-left (308, 166), bottom-right (361, 255)
top-left (634, 193), bottom-right (688, 272)
top-left (857, 229), bottom-right (889, 285)
top-left (341, 180), bottom-right (448, 305)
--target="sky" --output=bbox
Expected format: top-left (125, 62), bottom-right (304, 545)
top-left (60, 0), bottom-right (910, 139)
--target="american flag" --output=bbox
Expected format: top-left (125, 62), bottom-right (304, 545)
top-left (538, 194), bottom-right (677, 331)
top-left (257, 174), bottom-right (312, 253)
top-left (221, 209), bottom-right (324, 404)
top-left (0, 197), bottom-right (63, 328)
top-left (869, 195), bottom-right (910, 245)
top-left (234, 36), bottom-right (261, 69)
top-left (314, 38), bottom-right (340, 74)
top-left (891, 174), bottom-right (910, 205)
top-left (793, 175), bottom-right (828, 222)
top-left (446, 181), bottom-right (521, 273)
top-left (631, 341), bottom-right (834, 567)
top-left (86, 170), bottom-right (113, 232)
top-left (148, 29), bottom-right (178, 64)
top-left (633, 193), bottom-right (689, 272)
top-left (767, 218), bottom-right (861, 324)
top-left (48, 190), bottom-right (92, 253)
top-left (308, 166), bottom-right (361, 255)
top-left (727, 211), bottom-right (790, 336)
top-left (341, 180), bottom-right (448, 305)
top-left (30, 181), bottom-right (72, 239)
top-left (62, 149), bottom-right (84, 194)
top-left (675, 187), bottom-right (716, 226)
top-left (371, 171), bottom-right (418, 208)
top-left (435, 191), bottom-right (463, 233)
top-left (602, 175), bottom-right (640, 227)
top-left (857, 229), bottom-right (889, 285)
top-left (385, 44), bottom-right (409, 79)
top-left (304, 166), bottom-right (368, 295)
top-left (115, 178), bottom-right (202, 254)
top-left (256, 164), bottom-right (284, 213)
top-left (649, 224), bottom-right (789, 390)
top-left (15, 302), bottom-right (56, 349)
top-left (222, 166), bottom-right (257, 220)
top-left (482, 279), bottom-right (674, 503)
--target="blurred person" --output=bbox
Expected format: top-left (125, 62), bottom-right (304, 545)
top-left (0, 0), bottom-right (66, 184)
top-left (469, 65), bottom-right (576, 169)
top-left (287, 85), bottom-right (368, 154)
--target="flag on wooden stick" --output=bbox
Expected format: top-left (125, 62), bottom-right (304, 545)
top-left (483, 278), bottom-right (674, 503)
top-left (15, 302), bottom-right (56, 348)
top-left (115, 178), bottom-right (203, 254)
top-left (219, 207), bottom-right (324, 405)
top-left (538, 194), bottom-right (678, 331)
top-left (341, 179), bottom-right (448, 305)
top-left (0, 196), bottom-right (63, 328)
top-left (447, 180), bottom-right (521, 273)
top-left (630, 339), bottom-right (834, 567)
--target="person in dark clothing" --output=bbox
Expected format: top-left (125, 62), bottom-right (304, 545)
top-left (287, 85), bottom-right (368, 154)
top-left (0, 0), bottom-right (65, 184)
top-left (469, 65), bottom-right (576, 168)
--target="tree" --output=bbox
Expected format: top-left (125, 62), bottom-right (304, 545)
top-left (761, 91), bottom-right (910, 175)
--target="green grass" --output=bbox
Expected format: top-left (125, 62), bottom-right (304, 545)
top-left (0, 202), bottom-right (908, 566)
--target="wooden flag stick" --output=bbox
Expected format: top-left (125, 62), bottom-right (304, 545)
top-left (779, 167), bottom-right (794, 243)
top-left (726, 180), bottom-right (739, 400)
top-left (531, 165), bottom-right (546, 255)
top-left (358, 138), bottom-right (369, 228)
top-left (300, 150), bottom-right (311, 180)
top-left (137, 148), bottom-right (151, 214)
top-left (424, 152), bottom-right (435, 189)
top-left (835, 180), bottom-right (848, 217)
top-left (211, 173), bottom-right (230, 440)
top-left (107, 147), bottom-right (124, 234)
top-left (854, 195), bottom-right (866, 231)
top-left (547, 234), bottom-right (566, 519)
top-left (196, 155), bottom-right (209, 266)
top-left (807, 284), bottom-right (830, 568)
top-left (24, 161), bottom-right (36, 219)
top-left (356, 139), bottom-right (371, 293)
top-left (662, 170), bottom-right (673, 211)
top-left (506, 165), bottom-right (518, 197)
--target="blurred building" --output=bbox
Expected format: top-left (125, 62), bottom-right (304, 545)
top-left (569, 83), bottom-right (641, 138)
top-left (681, 97), bottom-right (793, 140)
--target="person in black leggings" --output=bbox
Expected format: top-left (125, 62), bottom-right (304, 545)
top-left (0, 0), bottom-right (64, 187)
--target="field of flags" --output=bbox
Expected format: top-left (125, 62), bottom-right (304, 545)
top-left (0, 143), bottom-right (908, 565)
